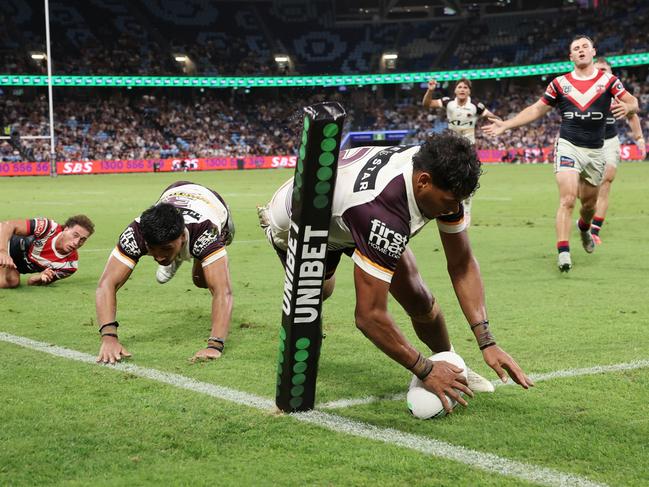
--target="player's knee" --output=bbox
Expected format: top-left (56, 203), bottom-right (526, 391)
top-left (405, 289), bottom-right (435, 319)
top-left (0, 273), bottom-right (20, 288)
top-left (192, 273), bottom-right (207, 288)
top-left (559, 194), bottom-right (577, 210)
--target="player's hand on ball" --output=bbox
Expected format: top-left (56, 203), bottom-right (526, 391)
top-left (421, 360), bottom-right (473, 413)
top-left (96, 336), bottom-right (132, 364)
top-left (191, 347), bottom-right (222, 363)
top-left (427, 79), bottom-right (437, 91)
top-left (481, 345), bottom-right (534, 389)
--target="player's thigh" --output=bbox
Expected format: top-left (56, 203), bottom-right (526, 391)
top-left (389, 247), bottom-right (433, 316)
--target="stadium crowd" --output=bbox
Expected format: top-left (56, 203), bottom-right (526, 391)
top-left (2, 76), bottom-right (647, 163)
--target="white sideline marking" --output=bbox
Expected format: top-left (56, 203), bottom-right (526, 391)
top-left (0, 332), bottom-right (608, 487)
top-left (318, 359), bottom-right (649, 410)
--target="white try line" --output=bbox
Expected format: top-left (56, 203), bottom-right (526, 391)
top-left (0, 331), bottom-right (608, 487)
top-left (318, 359), bottom-right (649, 410)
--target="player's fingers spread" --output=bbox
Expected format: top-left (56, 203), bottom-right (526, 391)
top-left (492, 364), bottom-right (508, 383)
top-left (446, 389), bottom-right (466, 407)
top-left (454, 381), bottom-right (473, 398)
top-left (439, 394), bottom-right (453, 413)
top-left (121, 348), bottom-right (132, 357)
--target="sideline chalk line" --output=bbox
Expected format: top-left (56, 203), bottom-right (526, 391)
top-left (0, 331), bottom-right (612, 487)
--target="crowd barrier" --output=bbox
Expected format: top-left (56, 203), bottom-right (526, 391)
top-left (0, 146), bottom-right (645, 177)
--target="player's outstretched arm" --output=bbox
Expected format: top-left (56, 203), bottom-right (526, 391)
top-left (439, 230), bottom-right (534, 389)
top-left (191, 256), bottom-right (233, 361)
top-left (422, 79), bottom-right (443, 109)
top-left (483, 100), bottom-right (551, 136)
top-left (96, 256), bottom-right (133, 364)
top-left (627, 113), bottom-right (646, 159)
top-left (353, 264), bottom-right (471, 413)
top-left (0, 219), bottom-right (29, 269)
top-left (27, 268), bottom-right (58, 286)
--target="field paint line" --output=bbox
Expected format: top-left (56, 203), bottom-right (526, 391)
top-left (318, 359), bottom-right (649, 410)
top-left (0, 331), bottom-right (608, 487)
top-left (0, 332), bottom-right (274, 410)
top-left (293, 409), bottom-right (608, 487)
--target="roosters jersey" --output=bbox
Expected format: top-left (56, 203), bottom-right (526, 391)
top-left (441, 97), bottom-right (486, 143)
top-left (9, 218), bottom-right (78, 280)
top-left (111, 181), bottom-right (233, 269)
top-left (541, 69), bottom-right (627, 148)
top-left (270, 146), bottom-right (466, 282)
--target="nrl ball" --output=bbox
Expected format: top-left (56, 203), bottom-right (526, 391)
top-left (406, 351), bottom-right (468, 419)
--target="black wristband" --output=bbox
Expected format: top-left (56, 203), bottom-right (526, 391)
top-left (101, 333), bottom-right (118, 339)
top-left (99, 321), bottom-right (119, 334)
top-left (471, 319), bottom-right (489, 330)
top-left (473, 320), bottom-right (496, 350)
top-left (207, 344), bottom-right (224, 352)
top-left (479, 342), bottom-right (497, 351)
top-left (408, 353), bottom-right (434, 381)
top-left (208, 336), bottom-right (225, 345)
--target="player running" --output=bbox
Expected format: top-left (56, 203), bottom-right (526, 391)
top-left (95, 181), bottom-right (235, 364)
top-left (590, 58), bottom-right (646, 244)
top-left (259, 131), bottom-right (534, 413)
top-left (484, 35), bottom-right (639, 272)
top-left (0, 215), bottom-right (94, 288)
top-left (422, 77), bottom-right (500, 226)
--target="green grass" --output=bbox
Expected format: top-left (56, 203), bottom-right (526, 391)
top-left (1, 164), bottom-right (648, 486)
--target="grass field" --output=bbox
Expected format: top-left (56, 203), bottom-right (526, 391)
top-left (1, 164), bottom-right (648, 486)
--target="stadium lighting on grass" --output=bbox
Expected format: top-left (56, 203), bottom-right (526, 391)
top-left (2, 52), bottom-right (648, 89)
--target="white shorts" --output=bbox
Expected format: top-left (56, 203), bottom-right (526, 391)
top-left (553, 138), bottom-right (606, 186)
top-left (603, 135), bottom-right (621, 169)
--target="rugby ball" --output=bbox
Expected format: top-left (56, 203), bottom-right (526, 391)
top-left (406, 351), bottom-right (468, 419)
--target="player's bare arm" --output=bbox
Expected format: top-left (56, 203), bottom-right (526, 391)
top-left (440, 230), bottom-right (534, 388)
top-left (191, 255), bottom-right (233, 361)
top-left (483, 100), bottom-right (552, 136)
top-left (627, 113), bottom-right (646, 158)
top-left (611, 92), bottom-right (639, 119)
top-left (353, 264), bottom-right (472, 412)
top-left (95, 256), bottom-right (134, 364)
top-left (0, 219), bottom-right (29, 268)
top-left (482, 108), bottom-right (501, 121)
top-left (422, 79), bottom-right (443, 109)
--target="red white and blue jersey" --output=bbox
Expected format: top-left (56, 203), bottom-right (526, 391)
top-left (8, 218), bottom-right (78, 280)
top-left (541, 69), bottom-right (627, 148)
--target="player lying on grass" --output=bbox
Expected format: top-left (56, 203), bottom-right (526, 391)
top-left (259, 131), bottom-right (534, 413)
top-left (0, 215), bottom-right (94, 288)
top-left (95, 181), bottom-right (234, 364)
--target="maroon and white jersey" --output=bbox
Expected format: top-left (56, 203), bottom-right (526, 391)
top-left (441, 97), bottom-right (486, 143)
top-left (541, 69), bottom-right (627, 148)
top-left (8, 218), bottom-right (78, 280)
top-left (269, 146), bottom-right (465, 283)
top-left (111, 182), bottom-right (232, 269)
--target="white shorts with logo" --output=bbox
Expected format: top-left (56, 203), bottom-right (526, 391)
top-left (553, 137), bottom-right (606, 186)
top-left (603, 135), bottom-right (621, 169)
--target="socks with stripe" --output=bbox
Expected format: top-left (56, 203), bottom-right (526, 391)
top-left (577, 218), bottom-right (591, 233)
top-left (591, 216), bottom-right (605, 236)
top-left (557, 241), bottom-right (570, 254)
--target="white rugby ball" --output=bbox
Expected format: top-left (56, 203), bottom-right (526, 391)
top-left (407, 351), bottom-right (468, 419)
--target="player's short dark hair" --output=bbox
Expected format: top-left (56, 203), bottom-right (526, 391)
top-left (140, 203), bottom-right (185, 246)
top-left (570, 34), bottom-right (595, 50)
top-left (64, 215), bottom-right (95, 235)
top-left (412, 131), bottom-right (482, 200)
top-left (455, 78), bottom-right (472, 90)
